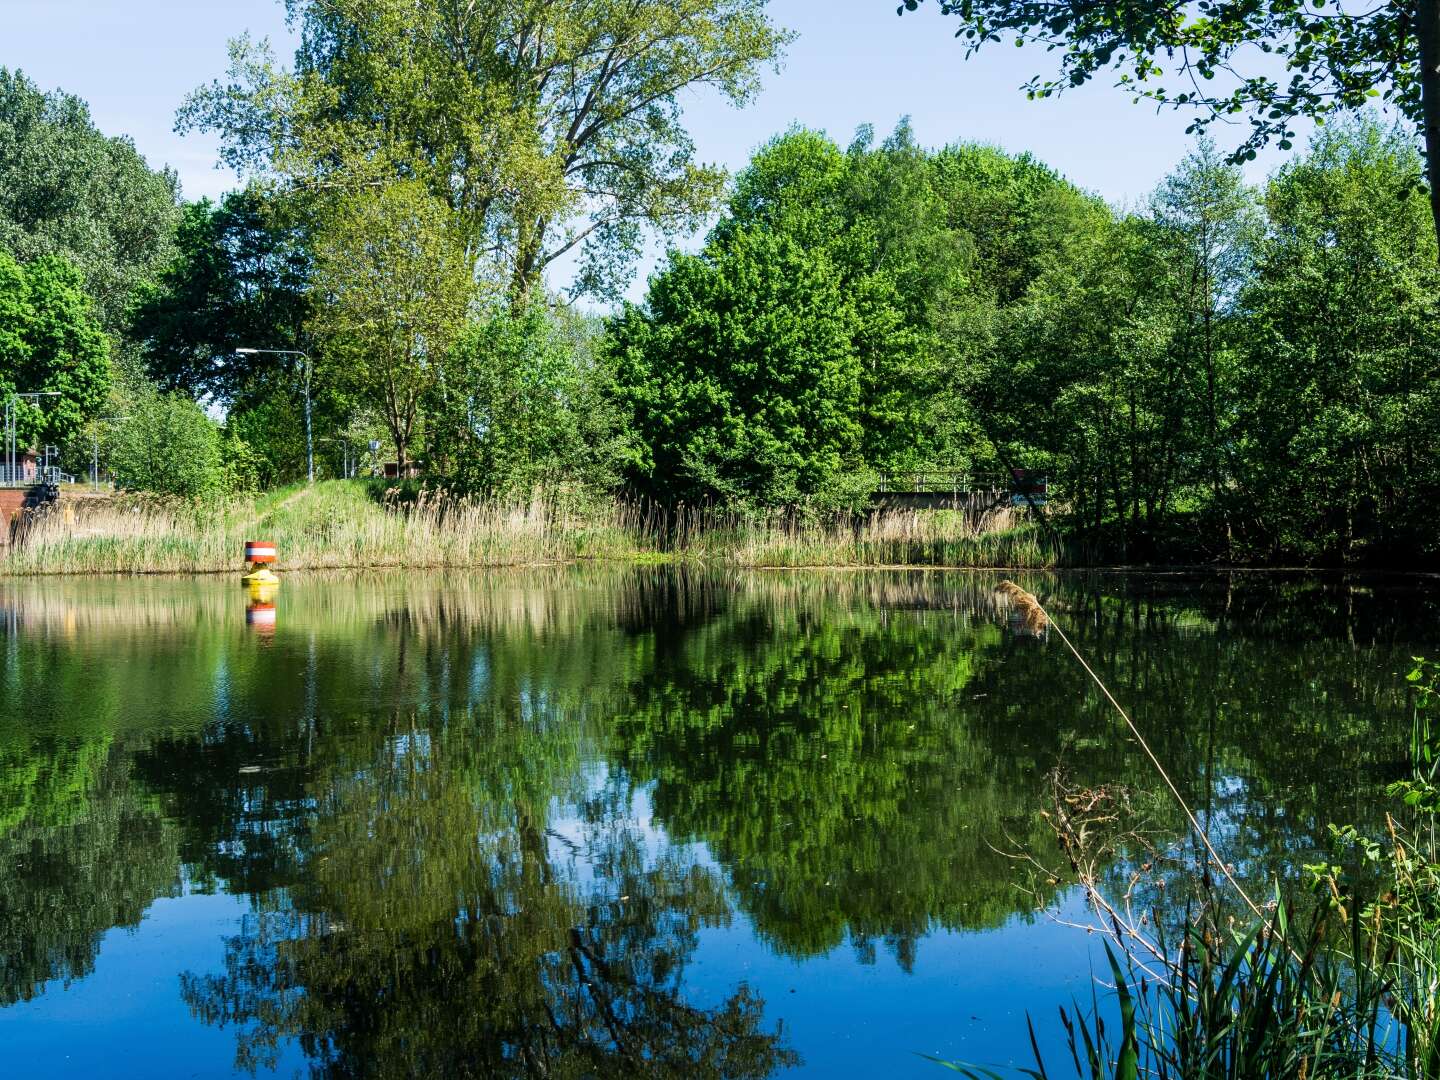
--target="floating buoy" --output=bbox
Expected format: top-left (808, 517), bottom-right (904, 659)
top-left (242, 539), bottom-right (279, 586)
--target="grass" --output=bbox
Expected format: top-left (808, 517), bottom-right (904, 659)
top-left (1, 481), bottom-right (1068, 575)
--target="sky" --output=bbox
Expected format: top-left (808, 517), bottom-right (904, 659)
top-left (4, 0), bottom-right (1297, 300)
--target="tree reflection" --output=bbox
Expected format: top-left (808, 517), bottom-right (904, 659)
top-left (176, 708), bottom-right (798, 1077)
top-left (0, 739), bottom-right (180, 1005)
top-left (0, 568), bottom-right (1424, 1073)
top-left (607, 590), bottom-right (1072, 966)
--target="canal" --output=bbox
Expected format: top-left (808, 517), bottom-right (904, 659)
top-left (0, 568), bottom-right (1428, 1076)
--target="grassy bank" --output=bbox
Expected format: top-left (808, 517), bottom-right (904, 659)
top-left (1, 481), bottom-right (1065, 574)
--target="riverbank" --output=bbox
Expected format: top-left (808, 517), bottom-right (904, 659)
top-left (0, 480), bottom-right (1065, 575)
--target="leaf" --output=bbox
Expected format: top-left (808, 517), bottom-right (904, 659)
top-left (1103, 943), bottom-right (1140, 1080)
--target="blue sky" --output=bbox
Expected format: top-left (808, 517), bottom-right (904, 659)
top-left (5, 0), bottom-right (1294, 297)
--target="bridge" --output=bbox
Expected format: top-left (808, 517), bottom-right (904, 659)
top-left (1, 464), bottom-right (61, 543)
top-left (871, 470), bottom-right (1048, 512)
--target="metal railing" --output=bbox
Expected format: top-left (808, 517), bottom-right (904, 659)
top-left (875, 471), bottom-right (1012, 494)
top-left (0, 465), bottom-right (36, 488)
top-left (0, 465), bottom-right (66, 489)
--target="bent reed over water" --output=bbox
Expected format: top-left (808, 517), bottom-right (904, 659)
top-left (2, 480), bottom-right (1062, 575)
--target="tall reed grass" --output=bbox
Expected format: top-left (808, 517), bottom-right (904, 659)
top-left (1, 482), bottom-right (1068, 575)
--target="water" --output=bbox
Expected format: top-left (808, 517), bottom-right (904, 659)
top-left (0, 568), bottom-right (1432, 1077)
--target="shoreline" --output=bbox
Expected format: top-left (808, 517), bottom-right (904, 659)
top-left (4, 559), bottom-right (1436, 580)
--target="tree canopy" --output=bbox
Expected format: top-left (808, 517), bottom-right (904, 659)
top-left (896, 1), bottom-right (1440, 249)
top-left (311, 179), bottom-right (475, 471)
top-left (0, 251), bottom-right (110, 451)
top-left (0, 68), bottom-right (180, 333)
top-left (179, 0), bottom-right (792, 302)
top-left (609, 124), bottom-right (1093, 509)
top-left (129, 187), bottom-right (311, 402)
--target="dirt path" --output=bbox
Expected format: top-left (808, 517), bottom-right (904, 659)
top-left (255, 486), bottom-right (312, 525)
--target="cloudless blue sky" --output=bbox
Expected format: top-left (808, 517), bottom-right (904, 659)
top-left (5, 0), bottom-right (1296, 299)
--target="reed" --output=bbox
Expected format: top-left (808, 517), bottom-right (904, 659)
top-left (1, 481), bottom-right (1069, 575)
top-left (932, 620), bottom-right (1440, 1078)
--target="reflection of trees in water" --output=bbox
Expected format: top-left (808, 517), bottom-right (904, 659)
top-left (0, 741), bottom-right (180, 1005)
top-left (0, 567), bottom-right (1425, 1068)
top-left (607, 572), bottom-right (1418, 966)
top-left (608, 595), bottom-right (1068, 966)
top-left (174, 713), bottom-right (797, 1078)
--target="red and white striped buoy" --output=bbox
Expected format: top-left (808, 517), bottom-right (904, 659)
top-left (244, 540), bottom-right (277, 565)
top-left (243, 539), bottom-right (280, 588)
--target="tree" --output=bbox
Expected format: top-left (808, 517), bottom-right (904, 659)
top-left (609, 228), bottom-right (867, 507)
top-left (1148, 139), bottom-right (1260, 535)
top-left (1234, 118), bottom-right (1440, 562)
top-left (0, 250), bottom-right (111, 451)
top-left (441, 302), bottom-right (629, 498)
top-left (0, 68), bottom-right (180, 332)
top-left (311, 180), bottom-right (475, 473)
top-left (896, 1), bottom-right (1440, 252)
top-left (179, 0), bottom-right (792, 302)
top-left (129, 186), bottom-right (311, 402)
top-left (107, 385), bottom-right (225, 498)
top-left (720, 124), bottom-right (956, 473)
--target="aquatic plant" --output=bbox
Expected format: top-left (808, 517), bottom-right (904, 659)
top-left (937, 596), bottom-right (1440, 1079)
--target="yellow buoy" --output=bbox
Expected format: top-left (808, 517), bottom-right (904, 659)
top-left (242, 539), bottom-right (280, 587)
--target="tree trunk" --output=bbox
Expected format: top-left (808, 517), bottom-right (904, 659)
top-left (1418, 0), bottom-right (1440, 257)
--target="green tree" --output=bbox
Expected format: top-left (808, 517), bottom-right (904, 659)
top-left (720, 124), bottom-right (957, 472)
top-left (1147, 138), bottom-right (1260, 543)
top-left (179, 0), bottom-right (791, 302)
top-left (311, 181), bottom-right (475, 473)
top-left (0, 250), bottom-right (111, 451)
top-left (609, 227), bottom-right (867, 507)
top-left (896, 0), bottom-right (1440, 251)
top-left (107, 385), bottom-right (225, 497)
top-left (441, 302), bottom-right (628, 498)
top-left (129, 186), bottom-right (311, 401)
top-left (0, 68), bottom-right (180, 332)
top-left (1235, 118), bottom-right (1440, 562)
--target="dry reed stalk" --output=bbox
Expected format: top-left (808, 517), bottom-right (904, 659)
top-left (995, 579), bottom-right (1050, 633)
top-left (994, 578), bottom-right (1280, 943)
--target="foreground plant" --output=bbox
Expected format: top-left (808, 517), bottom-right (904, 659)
top-left (941, 593), bottom-right (1440, 1079)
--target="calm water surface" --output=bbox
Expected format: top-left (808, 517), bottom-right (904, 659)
top-left (0, 568), bottom-right (1433, 1077)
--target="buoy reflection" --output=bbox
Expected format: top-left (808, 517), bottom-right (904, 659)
top-left (245, 580), bottom-right (279, 638)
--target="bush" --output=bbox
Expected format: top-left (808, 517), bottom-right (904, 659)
top-left (108, 387), bottom-right (225, 498)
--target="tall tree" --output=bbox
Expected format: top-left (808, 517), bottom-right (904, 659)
top-left (0, 251), bottom-right (110, 452)
top-left (1148, 140), bottom-right (1260, 546)
top-left (440, 302), bottom-right (629, 498)
top-left (129, 187), bottom-right (311, 402)
top-left (1236, 119), bottom-right (1440, 562)
top-left (179, 0), bottom-right (792, 301)
top-left (0, 69), bottom-right (180, 332)
top-left (896, 1), bottom-right (1440, 252)
top-left (609, 227), bottom-right (868, 507)
top-left (311, 180), bottom-right (474, 472)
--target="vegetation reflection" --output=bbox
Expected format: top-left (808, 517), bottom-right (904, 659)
top-left (0, 570), bottom-right (1424, 1074)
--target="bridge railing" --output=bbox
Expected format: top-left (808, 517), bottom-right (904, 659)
top-left (0, 466), bottom-right (35, 489)
top-left (875, 471), bottom-right (1010, 494)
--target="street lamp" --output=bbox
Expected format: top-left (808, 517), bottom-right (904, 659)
top-left (236, 348), bottom-right (314, 484)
